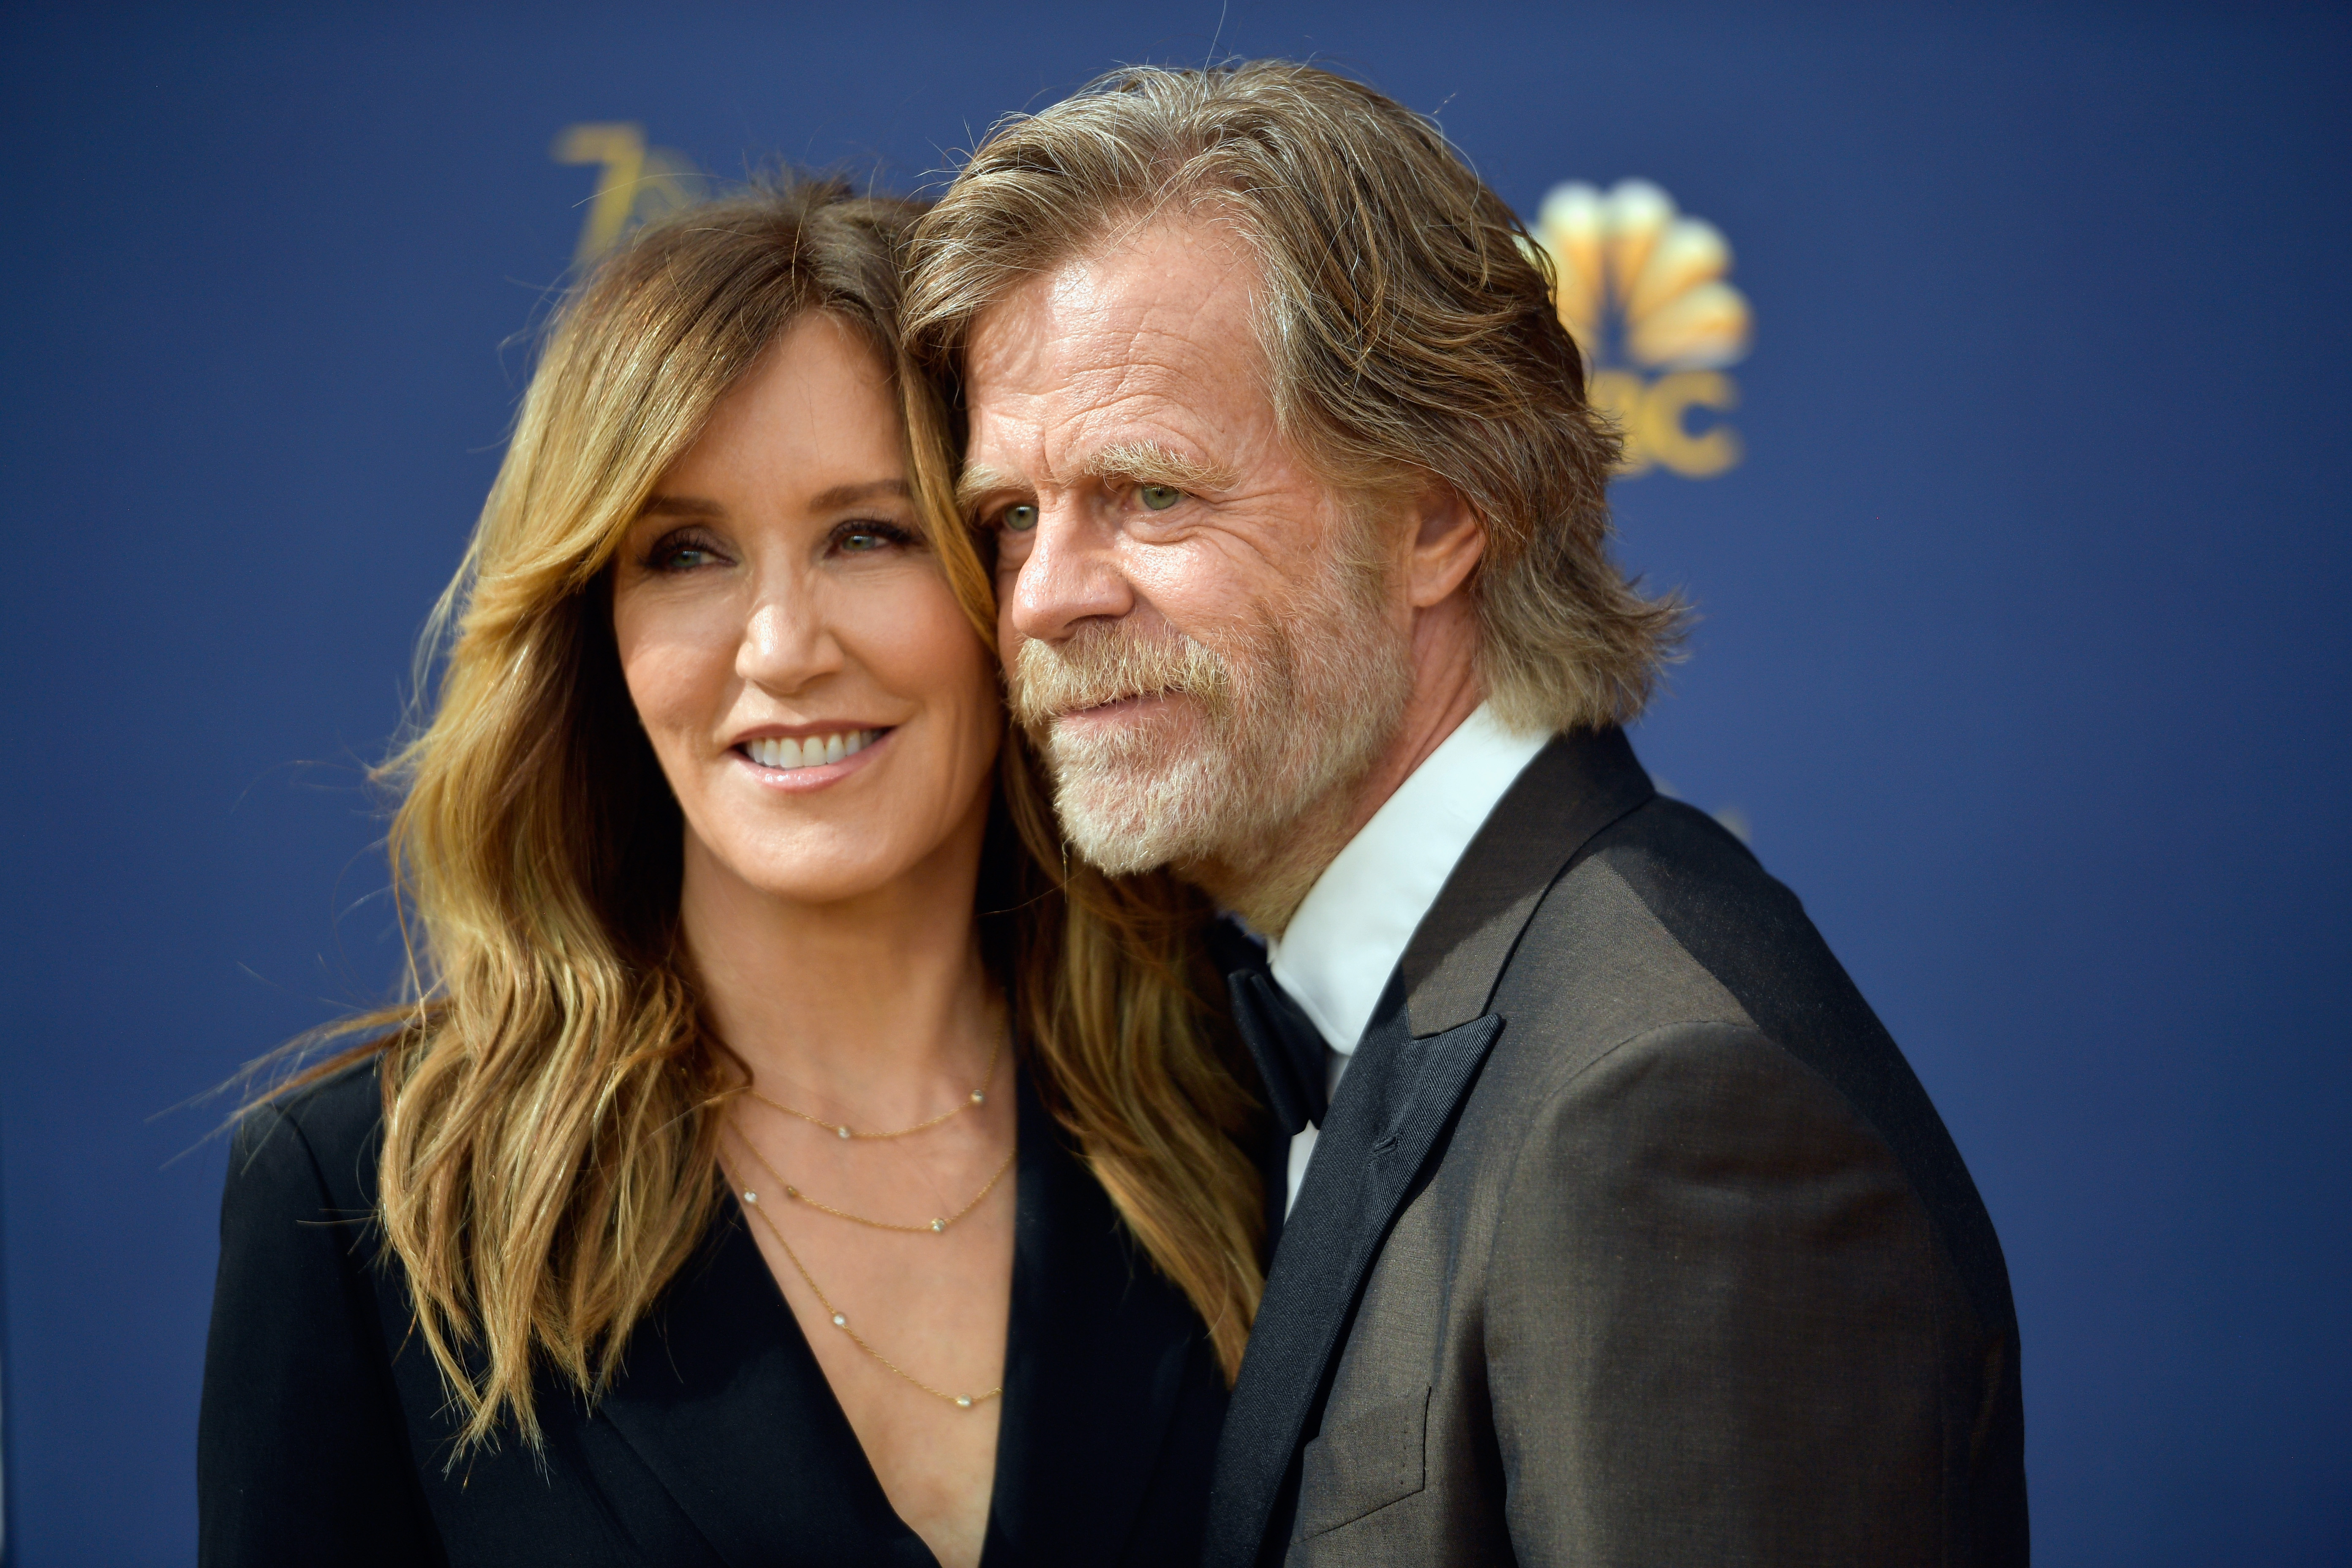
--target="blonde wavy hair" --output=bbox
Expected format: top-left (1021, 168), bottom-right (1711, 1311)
top-left (906, 61), bottom-right (1683, 732)
top-left (283, 180), bottom-right (1264, 1453)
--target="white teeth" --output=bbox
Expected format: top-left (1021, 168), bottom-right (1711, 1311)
top-left (746, 730), bottom-right (876, 770)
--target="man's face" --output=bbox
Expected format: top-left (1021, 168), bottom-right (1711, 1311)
top-left (961, 218), bottom-right (1414, 880)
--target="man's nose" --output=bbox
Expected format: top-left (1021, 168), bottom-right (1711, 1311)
top-left (737, 586), bottom-right (842, 694)
top-left (1006, 501), bottom-right (1135, 644)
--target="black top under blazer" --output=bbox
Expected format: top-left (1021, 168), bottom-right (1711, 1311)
top-left (198, 1058), bottom-right (1228, 1567)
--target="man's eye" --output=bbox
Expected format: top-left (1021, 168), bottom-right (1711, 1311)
top-left (1138, 485), bottom-right (1183, 512)
top-left (1001, 503), bottom-right (1040, 533)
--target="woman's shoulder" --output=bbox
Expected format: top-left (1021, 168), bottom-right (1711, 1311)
top-left (225, 1051), bottom-right (388, 1213)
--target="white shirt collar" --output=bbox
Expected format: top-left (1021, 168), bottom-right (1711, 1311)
top-left (1266, 702), bottom-right (1550, 1058)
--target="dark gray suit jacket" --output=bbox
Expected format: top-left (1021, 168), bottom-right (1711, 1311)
top-left (1206, 727), bottom-right (2027, 1566)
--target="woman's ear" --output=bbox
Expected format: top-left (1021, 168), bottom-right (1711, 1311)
top-left (1406, 482), bottom-right (1485, 610)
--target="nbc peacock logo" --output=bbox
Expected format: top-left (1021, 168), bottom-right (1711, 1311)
top-left (1531, 180), bottom-right (1752, 479)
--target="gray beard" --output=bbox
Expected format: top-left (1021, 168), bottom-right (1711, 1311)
top-left (1010, 569), bottom-right (1414, 882)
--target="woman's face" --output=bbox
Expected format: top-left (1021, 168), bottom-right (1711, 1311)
top-left (612, 313), bottom-right (1000, 911)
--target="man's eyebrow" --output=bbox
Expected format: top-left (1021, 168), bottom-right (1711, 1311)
top-left (955, 463), bottom-right (1024, 517)
top-left (952, 446), bottom-right (1238, 519)
top-left (1084, 443), bottom-right (1238, 493)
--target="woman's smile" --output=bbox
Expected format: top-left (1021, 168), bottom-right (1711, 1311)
top-left (735, 724), bottom-right (894, 787)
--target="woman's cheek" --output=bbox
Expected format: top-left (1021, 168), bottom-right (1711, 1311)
top-left (860, 580), bottom-right (988, 710)
top-left (615, 607), bottom-right (728, 775)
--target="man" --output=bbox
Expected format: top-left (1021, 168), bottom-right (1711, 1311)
top-left (908, 61), bottom-right (2027, 1566)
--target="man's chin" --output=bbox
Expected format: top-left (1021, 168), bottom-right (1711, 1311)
top-left (1050, 753), bottom-right (1233, 878)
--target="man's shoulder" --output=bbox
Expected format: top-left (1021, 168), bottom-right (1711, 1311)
top-left (1503, 791), bottom-right (1862, 1035)
top-left (1612, 785), bottom-right (1813, 924)
top-left (1492, 793), bottom-right (1800, 1038)
top-left (1492, 792), bottom-right (2016, 1334)
top-left (1560, 793), bottom-right (1899, 1086)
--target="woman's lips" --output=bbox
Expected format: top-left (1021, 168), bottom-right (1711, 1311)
top-left (742, 727), bottom-right (880, 770)
top-left (734, 725), bottom-right (893, 787)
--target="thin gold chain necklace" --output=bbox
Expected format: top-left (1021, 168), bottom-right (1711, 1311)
top-left (747, 1032), bottom-right (1005, 1141)
top-left (727, 1137), bottom-right (1007, 1411)
top-left (733, 1122), bottom-right (1015, 1236)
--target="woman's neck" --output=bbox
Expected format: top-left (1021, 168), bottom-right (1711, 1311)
top-left (678, 828), bottom-right (999, 1127)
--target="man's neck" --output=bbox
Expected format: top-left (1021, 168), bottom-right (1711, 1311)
top-left (1192, 640), bottom-right (1485, 936)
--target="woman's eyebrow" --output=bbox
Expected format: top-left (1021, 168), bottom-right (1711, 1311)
top-left (637, 494), bottom-right (725, 519)
top-left (808, 478), bottom-right (911, 510)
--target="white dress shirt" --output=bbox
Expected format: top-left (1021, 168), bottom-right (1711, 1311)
top-left (1266, 702), bottom-right (1550, 1213)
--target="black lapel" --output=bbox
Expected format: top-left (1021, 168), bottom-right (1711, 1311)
top-left (1203, 726), bottom-right (1656, 1568)
top-left (596, 1212), bottom-right (937, 1568)
top-left (1203, 984), bottom-right (1502, 1567)
top-left (982, 1083), bottom-right (1196, 1564)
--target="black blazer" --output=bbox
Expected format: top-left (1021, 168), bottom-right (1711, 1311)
top-left (1208, 727), bottom-right (2028, 1565)
top-left (199, 1057), bottom-right (1228, 1566)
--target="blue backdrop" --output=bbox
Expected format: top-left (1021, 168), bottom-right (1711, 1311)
top-left (1, 3), bottom-right (2345, 1563)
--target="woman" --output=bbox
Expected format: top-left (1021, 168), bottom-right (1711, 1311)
top-left (198, 181), bottom-right (1264, 1568)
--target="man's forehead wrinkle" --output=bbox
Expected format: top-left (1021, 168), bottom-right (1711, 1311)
top-left (966, 212), bottom-right (1289, 509)
top-left (1059, 218), bottom-right (1259, 323)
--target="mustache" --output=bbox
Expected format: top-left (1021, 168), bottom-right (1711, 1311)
top-left (1007, 624), bottom-right (1236, 731)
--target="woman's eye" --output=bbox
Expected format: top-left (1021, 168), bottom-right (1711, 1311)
top-left (647, 538), bottom-right (720, 572)
top-left (1138, 485), bottom-right (1183, 512)
top-left (834, 522), bottom-right (913, 555)
top-left (1000, 503), bottom-right (1039, 533)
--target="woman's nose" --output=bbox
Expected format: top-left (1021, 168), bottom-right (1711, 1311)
top-left (735, 589), bottom-right (842, 694)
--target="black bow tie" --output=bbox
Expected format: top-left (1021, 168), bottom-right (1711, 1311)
top-left (1205, 920), bottom-right (1331, 1138)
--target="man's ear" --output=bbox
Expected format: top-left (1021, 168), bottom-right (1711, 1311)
top-left (1406, 482), bottom-right (1486, 610)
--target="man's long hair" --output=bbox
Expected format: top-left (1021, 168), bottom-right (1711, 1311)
top-left (270, 180), bottom-right (1264, 1454)
top-left (905, 61), bottom-right (1683, 732)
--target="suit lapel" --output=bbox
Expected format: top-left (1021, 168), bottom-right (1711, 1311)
top-left (596, 1212), bottom-right (937, 1568)
top-left (1205, 726), bottom-right (1656, 1567)
top-left (1204, 984), bottom-right (1503, 1566)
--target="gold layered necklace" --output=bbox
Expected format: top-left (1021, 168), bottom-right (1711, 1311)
top-left (735, 1128), bottom-right (1014, 1236)
top-left (748, 1032), bottom-right (1004, 1141)
top-left (732, 1169), bottom-right (1005, 1411)
top-left (724, 1040), bottom-right (1014, 1411)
